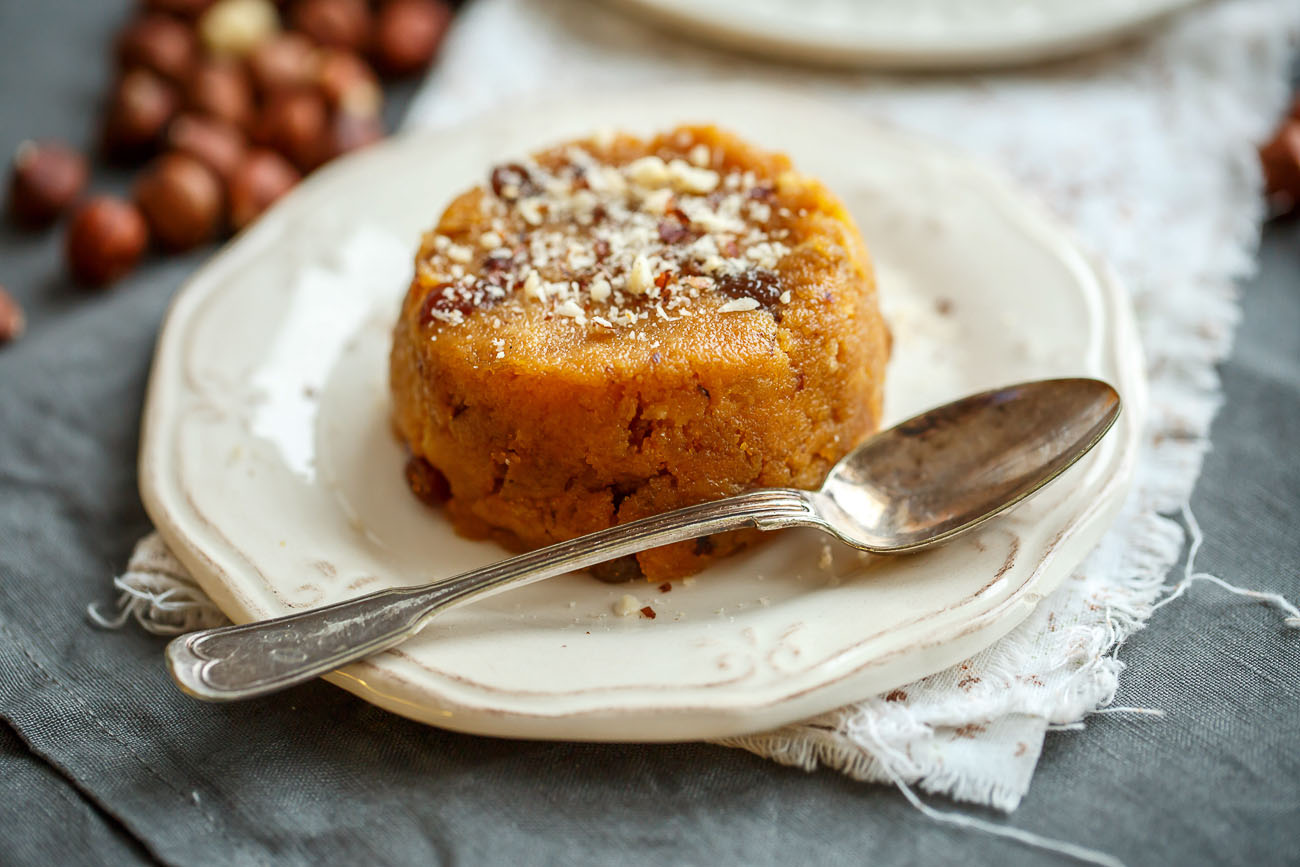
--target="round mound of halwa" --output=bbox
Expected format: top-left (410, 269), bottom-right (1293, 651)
top-left (390, 125), bottom-right (889, 581)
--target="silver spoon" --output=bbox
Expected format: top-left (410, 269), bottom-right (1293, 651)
top-left (166, 377), bottom-right (1120, 702)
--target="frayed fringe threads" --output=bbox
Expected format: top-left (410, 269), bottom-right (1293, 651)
top-left (1150, 505), bottom-right (1300, 629)
top-left (87, 570), bottom-right (228, 636)
top-left (854, 714), bottom-right (1126, 867)
top-left (87, 533), bottom-right (229, 635)
top-left (859, 500), bottom-right (1298, 866)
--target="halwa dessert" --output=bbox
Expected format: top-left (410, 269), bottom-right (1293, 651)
top-left (390, 125), bottom-right (889, 581)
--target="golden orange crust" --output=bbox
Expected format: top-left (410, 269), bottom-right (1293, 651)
top-left (390, 125), bottom-right (889, 580)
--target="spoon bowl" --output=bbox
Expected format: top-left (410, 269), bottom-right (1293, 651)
top-left (815, 378), bottom-right (1121, 551)
top-left (166, 378), bottom-right (1121, 702)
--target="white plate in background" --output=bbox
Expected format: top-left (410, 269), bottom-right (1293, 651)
top-left (605, 0), bottom-right (1196, 69)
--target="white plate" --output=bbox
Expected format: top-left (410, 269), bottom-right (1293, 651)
top-left (140, 86), bottom-right (1144, 741)
top-left (605, 0), bottom-right (1196, 69)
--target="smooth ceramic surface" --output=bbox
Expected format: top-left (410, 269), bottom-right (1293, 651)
top-left (140, 87), bottom-right (1146, 741)
top-left (605, 0), bottom-right (1197, 69)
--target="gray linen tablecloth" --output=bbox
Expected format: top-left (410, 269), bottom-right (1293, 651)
top-left (1, 1), bottom-right (1297, 864)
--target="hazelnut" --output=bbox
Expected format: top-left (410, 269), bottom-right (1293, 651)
top-left (184, 59), bottom-right (255, 130)
top-left (134, 153), bottom-right (224, 250)
top-left (141, 0), bottom-right (216, 17)
top-left (316, 49), bottom-right (381, 116)
top-left (227, 148), bottom-right (299, 230)
top-left (198, 0), bottom-right (280, 57)
top-left (0, 286), bottom-right (25, 346)
top-left (254, 88), bottom-right (328, 171)
top-left (1261, 120), bottom-right (1300, 214)
top-left (101, 69), bottom-right (179, 161)
top-left (115, 14), bottom-right (199, 83)
top-left (66, 197), bottom-right (149, 286)
top-left (326, 110), bottom-right (383, 161)
top-left (167, 113), bottom-right (247, 180)
top-left (7, 140), bottom-right (89, 228)
top-left (247, 32), bottom-right (319, 94)
top-left (291, 0), bottom-right (371, 52)
top-left (372, 0), bottom-right (450, 78)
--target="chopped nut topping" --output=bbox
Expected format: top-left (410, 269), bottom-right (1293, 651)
top-left (626, 155), bottom-right (670, 187)
top-left (522, 269), bottom-right (544, 300)
top-left (627, 254), bottom-right (654, 296)
top-left (718, 297), bottom-right (760, 313)
top-left (665, 159), bottom-right (719, 194)
top-left (556, 299), bottom-right (586, 324)
top-left (413, 132), bottom-right (798, 334)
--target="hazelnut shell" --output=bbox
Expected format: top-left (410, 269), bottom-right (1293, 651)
top-left (316, 49), bottom-right (382, 116)
top-left (185, 59), bottom-right (256, 130)
top-left (101, 69), bottom-right (179, 162)
top-left (291, 0), bottom-right (372, 52)
top-left (372, 0), bottom-right (451, 77)
top-left (247, 32), bottom-right (320, 94)
top-left (7, 140), bottom-right (89, 228)
top-left (227, 148), bottom-right (299, 230)
top-left (66, 197), bottom-right (150, 286)
top-left (115, 14), bottom-right (199, 83)
top-left (167, 113), bottom-right (247, 180)
top-left (253, 88), bottom-right (328, 171)
top-left (134, 152), bottom-right (224, 250)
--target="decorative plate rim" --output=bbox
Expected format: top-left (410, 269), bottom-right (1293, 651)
top-left (139, 86), bottom-right (1147, 741)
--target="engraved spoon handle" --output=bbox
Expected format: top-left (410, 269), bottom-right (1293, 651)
top-left (166, 488), bottom-right (820, 701)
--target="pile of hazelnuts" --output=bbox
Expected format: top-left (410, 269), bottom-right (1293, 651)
top-left (1, 0), bottom-right (452, 345)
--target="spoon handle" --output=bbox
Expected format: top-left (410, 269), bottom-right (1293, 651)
top-left (166, 488), bottom-right (819, 701)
